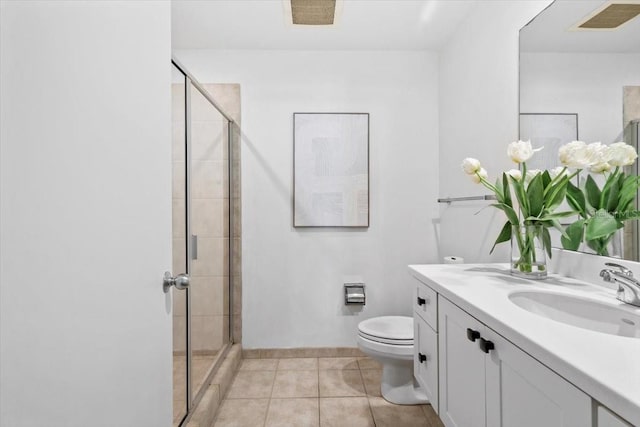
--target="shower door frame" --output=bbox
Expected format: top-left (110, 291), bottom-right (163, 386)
top-left (172, 57), bottom-right (236, 426)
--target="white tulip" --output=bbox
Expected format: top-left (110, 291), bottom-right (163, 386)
top-left (549, 166), bottom-right (569, 179)
top-left (507, 140), bottom-right (542, 164)
top-left (589, 162), bottom-right (612, 174)
top-left (585, 142), bottom-right (610, 165)
top-left (470, 168), bottom-right (488, 184)
top-left (558, 141), bottom-right (586, 168)
top-left (506, 169), bottom-right (522, 181)
top-left (558, 141), bottom-right (608, 169)
top-left (525, 169), bottom-right (542, 183)
top-left (461, 158), bottom-right (482, 175)
top-left (607, 142), bottom-right (637, 166)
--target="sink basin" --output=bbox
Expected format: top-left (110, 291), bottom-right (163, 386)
top-left (509, 291), bottom-right (640, 338)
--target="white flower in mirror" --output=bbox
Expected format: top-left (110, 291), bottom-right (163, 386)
top-left (507, 140), bottom-right (542, 164)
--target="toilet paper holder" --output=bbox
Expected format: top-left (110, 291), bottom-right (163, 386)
top-left (344, 283), bottom-right (366, 305)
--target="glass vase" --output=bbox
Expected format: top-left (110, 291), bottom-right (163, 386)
top-left (511, 224), bottom-right (547, 280)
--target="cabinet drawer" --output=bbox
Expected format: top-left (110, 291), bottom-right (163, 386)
top-left (414, 318), bottom-right (439, 413)
top-left (414, 280), bottom-right (438, 331)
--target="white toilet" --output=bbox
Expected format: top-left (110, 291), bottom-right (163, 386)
top-left (357, 316), bottom-right (428, 405)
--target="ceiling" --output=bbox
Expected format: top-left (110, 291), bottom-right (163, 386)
top-left (521, 0), bottom-right (640, 53)
top-left (171, 0), bottom-right (478, 50)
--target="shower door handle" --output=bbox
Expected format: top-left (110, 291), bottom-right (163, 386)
top-left (163, 271), bottom-right (190, 293)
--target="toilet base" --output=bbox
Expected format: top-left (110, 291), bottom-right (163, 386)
top-left (380, 359), bottom-right (429, 405)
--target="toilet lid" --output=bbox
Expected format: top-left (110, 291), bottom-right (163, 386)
top-left (358, 316), bottom-right (413, 345)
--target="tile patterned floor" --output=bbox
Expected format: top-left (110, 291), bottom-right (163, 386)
top-left (212, 357), bottom-right (444, 427)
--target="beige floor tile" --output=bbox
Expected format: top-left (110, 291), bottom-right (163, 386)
top-left (318, 357), bottom-right (359, 370)
top-left (368, 396), bottom-right (429, 427)
top-left (319, 370), bottom-right (366, 397)
top-left (239, 358), bottom-right (278, 371)
top-left (319, 397), bottom-right (374, 427)
top-left (421, 404), bottom-right (445, 427)
top-left (226, 370), bottom-right (275, 399)
top-left (271, 370), bottom-right (319, 398)
top-left (277, 357), bottom-right (318, 370)
top-left (213, 398), bottom-right (269, 427)
top-left (357, 357), bottom-right (382, 370)
top-left (265, 398), bottom-right (320, 427)
top-left (360, 369), bottom-right (382, 397)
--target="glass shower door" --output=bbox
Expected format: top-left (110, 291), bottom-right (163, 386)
top-left (188, 82), bottom-right (231, 398)
top-left (171, 64), bottom-right (188, 427)
top-left (172, 60), bottom-right (236, 426)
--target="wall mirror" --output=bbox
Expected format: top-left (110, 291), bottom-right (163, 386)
top-left (519, 0), bottom-right (640, 260)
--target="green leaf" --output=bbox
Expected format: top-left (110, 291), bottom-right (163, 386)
top-left (585, 210), bottom-right (620, 240)
top-left (490, 222), bottom-right (512, 254)
top-left (585, 175), bottom-right (602, 210)
top-left (566, 180), bottom-right (586, 217)
top-left (509, 175), bottom-right (529, 216)
top-left (545, 176), bottom-right (568, 212)
top-left (526, 173), bottom-right (544, 217)
top-left (542, 227), bottom-right (552, 258)
top-left (550, 219), bottom-right (569, 239)
top-left (560, 220), bottom-right (585, 251)
top-left (541, 170), bottom-right (552, 191)
top-left (605, 178), bottom-right (620, 212)
top-left (618, 175), bottom-right (640, 212)
top-left (538, 211), bottom-right (578, 220)
top-left (491, 203), bottom-right (519, 225)
top-left (502, 173), bottom-right (511, 207)
top-left (493, 177), bottom-right (504, 204)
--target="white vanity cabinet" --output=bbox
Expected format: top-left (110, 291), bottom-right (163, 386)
top-left (413, 282), bottom-right (439, 411)
top-left (438, 296), bottom-right (592, 427)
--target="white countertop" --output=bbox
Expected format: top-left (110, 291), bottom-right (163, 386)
top-left (409, 263), bottom-right (640, 426)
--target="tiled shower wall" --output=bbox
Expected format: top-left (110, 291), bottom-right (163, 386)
top-left (172, 83), bottom-right (241, 354)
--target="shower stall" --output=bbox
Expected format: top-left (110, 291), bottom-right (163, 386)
top-left (171, 58), bottom-right (241, 426)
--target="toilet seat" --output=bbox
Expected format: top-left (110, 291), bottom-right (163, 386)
top-left (357, 316), bottom-right (413, 345)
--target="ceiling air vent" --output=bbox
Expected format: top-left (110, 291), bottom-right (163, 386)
top-left (576, 1), bottom-right (640, 29)
top-left (291, 0), bottom-right (336, 25)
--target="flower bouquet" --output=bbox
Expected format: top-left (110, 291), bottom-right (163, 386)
top-left (462, 141), bottom-right (576, 279)
top-left (560, 141), bottom-right (640, 256)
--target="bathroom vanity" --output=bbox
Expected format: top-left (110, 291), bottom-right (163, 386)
top-left (410, 263), bottom-right (639, 427)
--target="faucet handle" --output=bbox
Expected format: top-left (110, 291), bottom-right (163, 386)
top-left (604, 262), bottom-right (633, 277)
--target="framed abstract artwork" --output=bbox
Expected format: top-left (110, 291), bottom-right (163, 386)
top-left (519, 113), bottom-right (578, 170)
top-left (293, 113), bottom-right (369, 227)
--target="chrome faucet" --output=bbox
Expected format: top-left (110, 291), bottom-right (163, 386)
top-left (599, 262), bottom-right (640, 307)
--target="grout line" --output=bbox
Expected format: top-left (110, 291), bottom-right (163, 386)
top-left (359, 365), bottom-right (377, 426)
top-left (262, 361), bottom-right (278, 427)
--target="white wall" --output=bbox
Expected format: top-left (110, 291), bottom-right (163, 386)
top-left (1, 2), bottom-right (173, 426)
top-left (437, 1), bottom-right (553, 263)
top-left (521, 52), bottom-right (640, 143)
top-left (174, 50), bottom-right (440, 348)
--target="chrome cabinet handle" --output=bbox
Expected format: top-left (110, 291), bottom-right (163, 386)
top-left (163, 271), bottom-right (190, 293)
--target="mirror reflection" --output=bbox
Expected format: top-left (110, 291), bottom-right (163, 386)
top-left (519, 0), bottom-right (640, 260)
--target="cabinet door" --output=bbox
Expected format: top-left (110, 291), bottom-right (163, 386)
top-left (438, 297), bottom-right (486, 427)
top-left (484, 328), bottom-right (592, 427)
top-left (414, 317), bottom-right (439, 412)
